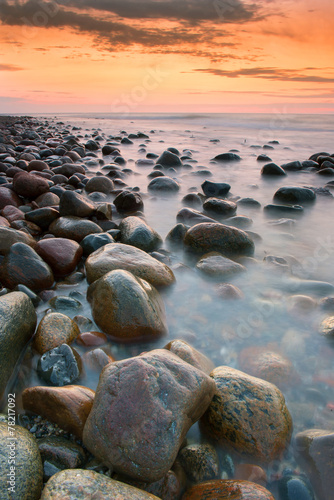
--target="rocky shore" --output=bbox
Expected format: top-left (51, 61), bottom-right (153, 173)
top-left (0, 115), bottom-right (333, 499)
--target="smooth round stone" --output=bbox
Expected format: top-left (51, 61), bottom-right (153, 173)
top-left (213, 152), bottom-right (241, 161)
top-left (165, 223), bottom-right (188, 248)
top-left (0, 242), bottom-right (54, 291)
top-left (278, 474), bottom-right (315, 500)
top-left (0, 215), bottom-right (10, 227)
top-left (37, 344), bottom-right (81, 386)
top-left (281, 160), bottom-right (303, 171)
top-left (182, 479), bottom-right (274, 499)
top-left (82, 348), bottom-right (114, 372)
top-left (0, 226), bottom-right (36, 255)
top-left (38, 435), bottom-right (86, 474)
top-left (51, 174), bottom-right (68, 184)
top-left (22, 385), bottom-right (95, 439)
top-left (12, 171), bottom-right (50, 199)
top-left (85, 175), bottom-right (114, 194)
top-left (196, 252), bottom-right (246, 278)
top-left (40, 469), bottom-right (160, 499)
top-left (88, 269), bottom-right (168, 341)
top-left (237, 197), bottom-right (261, 208)
top-left (0, 422), bottom-right (43, 500)
top-left (178, 444), bottom-right (219, 483)
top-left (224, 215), bottom-right (253, 229)
top-left (156, 150), bottom-right (182, 168)
top-left (216, 283), bottom-right (244, 300)
top-left (201, 180), bottom-right (231, 198)
top-left (59, 190), bottom-right (96, 217)
top-left (28, 159), bottom-right (49, 172)
top-left (287, 294), bottom-right (317, 315)
top-left (113, 190), bottom-right (144, 212)
top-left (52, 163), bottom-right (86, 177)
top-left (0, 186), bottom-right (22, 209)
top-left (35, 238), bottom-right (83, 277)
top-left (164, 339), bottom-right (214, 374)
top-left (148, 170), bottom-right (165, 179)
top-left (148, 176), bottom-right (180, 192)
top-left (319, 316), bottom-right (334, 337)
top-left (35, 192), bottom-right (60, 207)
top-left (25, 207), bottom-right (59, 230)
top-left (203, 198), bottom-right (237, 216)
top-left (273, 187), bottom-right (316, 204)
top-left (261, 162), bottom-right (287, 176)
top-left (33, 312), bottom-right (80, 354)
top-left (119, 216), bottom-right (162, 252)
top-left (182, 193), bottom-right (203, 208)
top-left (257, 154), bottom-right (272, 161)
top-left (80, 232), bottom-right (114, 256)
top-left (49, 296), bottom-right (82, 314)
top-left (1, 204), bottom-right (25, 223)
top-left (264, 204), bottom-right (304, 215)
top-left (49, 216), bottom-right (102, 242)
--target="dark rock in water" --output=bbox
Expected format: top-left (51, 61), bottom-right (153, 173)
top-left (80, 232), bottom-right (114, 256)
top-left (167, 147), bottom-right (180, 155)
top-left (237, 197), bottom-right (261, 208)
top-left (317, 167), bottom-right (334, 176)
top-left (59, 190), bottom-right (96, 218)
top-left (261, 163), bottom-right (287, 176)
top-left (281, 160), bottom-right (303, 171)
top-left (114, 155), bottom-right (126, 165)
top-left (156, 150), bottom-right (182, 168)
top-left (121, 137), bottom-right (133, 145)
top-left (119, 215), bottom-right (162, 252)
top-left (37, 344), bottom-right (81, 386)
top-left (274, 187), bottom-right (316, 204)
top-left (184, 222), bottom-right (255, 257)
top-left (182, 480), bottom-right (274, 500)
top-left (178, 443), bottom-right (219, 483)
top-left (85, 139), bottom-right (99, 151)
top-left (148, 176), bottom-right (180, 192)
top-left (203, 198), bottom-right (237, 216)
top-left (264, 204), bottom-right (304, 215)
top-left (0, 422), bottom-right (43, 500)
top-left (309, 151), bottom-right (330, 162)
top-left (35, 238), bottom-right (83, 277)
top-left (25, 207), bottom-right (59, 230)
top-left (302, 160), bottom-right (319, 169)
top-left (213, 153), bottom-right (241, 162)
top-left (113, 190), bottom-right (144, 212)
top-left (85, 175), bottom-right (114, 194)
top-left (0, 242), bottom-right (54, 291)
top-left (83, 349), bottom-right (215, 482)
top-left (12, 171), bottom-right (50, 199)
top-left (38, 435), bottom-right (86, 478)
top-left (0, 291), bottom-right (37, 401)
top-left (304, 186), bottom-right (333, 197)
top-left (165, 223), bottom-right (188, 248)
top-left (182, 193), bottom-right (203, 208)
top-left (102, 144), bottom-right (119, 155)
top-left (147, 170), bottom-right (164, 179)
top-left (49, 216), bottom-right (102, 242)
top-left (177, 207), bottom-right (216, 226)
top-left (257, 154), bottom-right (272, 162)
top-left (319, 296), bottom-right (334, 312)
top-left (226, 214), bottom-right (252, 229)
top-left (277, 474), bottom-right (315, 500)
top-left (202, 180), bottom-right (230, 198)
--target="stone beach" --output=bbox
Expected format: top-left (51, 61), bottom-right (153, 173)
top-left (0, 114), bottom-right (333, 499)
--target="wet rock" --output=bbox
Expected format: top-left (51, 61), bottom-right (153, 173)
top-left (264, 204), bottom-right (303, 215)
top-left (38, 436), bottom-right (86, 478)
top-left (82, 348), bottom-right (113, 372)
top-left (319, 297), bottom-right (334, 312)
top-left (35, 238), bottom-right (83, 277)
top-left (37, 344), bottom-right (81, 386)
top-left (196, 252), bottom-right (246, 278)
top-left (58, 190), bottom-right (96, 218)
top-left (114, 190), bottom-right (144, 212)
top-left (88, 269), bottom-right (168, 341)
top-left (1, 205), bottom-right (25, 223)
top-left (156, 150), bottom-right (182, 168)
top-left (83, 349), bottom-right (216, 482)
top-left (165, 223), bottom-right (188, 248)
top-left (203, 198), bottom-right (237, 216)
top-left (52, 163), bottom-right (86, 177)
top-left (294, 429), bottom-right (334, 500)
top-left (224, 215), bottom-right (253, 229)
top-left (25, 207), bottom-right (59, 230)
top-left (0, 226), bottom-right (36, 255)
top-left (237, 197), bottom-right (261, 208)
top-left (148, 176), bottom-right (180, 192)
top-left (257, 154), bottom-right (272, 162)
top-left (119, 216), bottom-right (162, 252)
top-left (80, 231), bottom-right (114, 256)
top-left (287, 294), bottom-right (317, 315)
top-left (234, 464), bottom-right (267, 487)
top-left (277, 473), bottom-right (315, 500)
top-left (85, 242), bottom-right (175, 287)
top-left (49, 216), bottom-right (102, 242)
top-left (274, 187), bottom-right (316, 204)
top-left (213, 153), bottom-right (241, 162)
top-left (0, 291), bottom-right (37, 400)
top-left (216, 283), bottom-right (244, 299)
top-left (40, 469), bottom-right (160, 499)
top-left (164, 339), bottom-right (214, 374)
top-left (177, 207), bottom-right (216, 225)
top-left (182, 193), bottom-right (202, 208)
top-left (202, 180), bottom-right (231, 198)
top-left (319, 316), bottom-right (334, 338)
top-left (178, 443), bottom-right (219, 483)
top-left (85, 175), bottom-right (114, 194)
top-left (200, 366), bottom-right (292, 463)
top-left (182, 479), bottom-right (274, 499)
top-left (12, 171), bottom-right (50, 199)
top-left (0, 242), bottom-right (54, 291)
top-left (261, 163), bottom-right (287, 176)
top-left (281, 160), bottom-right (303, 171)
top-left (28, 159), bottom-right (49, 172)
top-left (22, 385), bottom-right (95, 439)
top-left (49, 296), bottom-right (82, 314)
top-left (0, 422), bottom-right (43, 500)
top-left (33, 312), bottom-right (80, 354)
top-left (113, 470), bottom-right (181, 500)
top-left (184, 223), bottom-right (255, 258)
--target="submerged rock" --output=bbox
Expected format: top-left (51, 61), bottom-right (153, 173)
top-left (319, 316), bottom-right (334, 338)
top-left (274, 187), bottom-right (316, 204)
top-left (213, 153), bottom-right (241, 162)
top-left (201, 180), bottom-right (231, 198)
top-left (49, 216), bottom-right (102, 242)
top-left (148, 176), bottom-right (180, 192)
top-left (164, 339), bottom-right (214, 374)
top-left (196, 252), bottom-right (246, 278)
top-left (203, 198), bottom-right (237, 216)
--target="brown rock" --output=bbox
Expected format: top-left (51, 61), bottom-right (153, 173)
top-left (28, 159), bottom-right (49, 172)
top-left (294, 428), bottom-right (334, 500)
top-left (35, 192), bottom-right (60, 208)
top-left (0, 215), bottom-right (10, 227)
top-left (178, 443), bottom-right (219, 484)
top-left (83, 349), bottom-right (216, 482)
top-left (164, 339), bottom-right (214, 374)
top-left (113, 470), bottom-right (181, 500)
top-left (11, 218), bottom-right (42, 237)
top-left (12, 171), bottom-right (50, 199)
top-left (33, 312), bottom-right (80, 354)
top-left (40, 469), bottom-right (160, 499)
top-left (182, 479), bottom-right (274, 499)
top-left (49, 216), bottom-right (102, 242)
top-left (59, 190), bottom-right (96, 218)
top-left (200, 366), bottom-right (292, 463)
top-left (35, 237), bottom-right (83, 277)
top-left (234, 464), bottom-right (267, 487)
top-left (85, 242), bottom-right (175, 287)
top-left (0, 226), bottom-right (36, 255)
top-left (1, 204), bottom-right (25, 223)
top-left (0, 186), bottom-right (21, 209)
top-left (22, 385), bottom-right (95, 439)
top-left (88, 269), bottom-right (168, 342)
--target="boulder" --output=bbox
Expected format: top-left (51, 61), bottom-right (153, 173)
top-left (49, 216), bottom-right (102, 242)
top-left (119, 216), bottom-right (163, 252)
top-left (83, 349), bottom-right (216, 482)
top-left (85, 243), bottom-right (175, 287)
top-left (114, 190), bottom-right (144, 213)
top-left (88, 270), bottom-right (168, 341)
top-left (33, 312), bottom-right (80, 354)
top-left (35, 238), bottom-right (83, 277)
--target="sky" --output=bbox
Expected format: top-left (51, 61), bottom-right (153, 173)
top-left (0, 0), bottom-right (334, 114)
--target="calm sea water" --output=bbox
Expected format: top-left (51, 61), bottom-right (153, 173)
top-left (20, 113), bottom-right (334, 486)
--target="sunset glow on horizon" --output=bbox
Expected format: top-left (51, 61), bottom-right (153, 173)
top-left (1, 0), bottom-right (334, 115)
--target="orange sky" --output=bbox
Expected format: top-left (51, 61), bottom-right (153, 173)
top-left (1, 0), bottom-right (334, 114)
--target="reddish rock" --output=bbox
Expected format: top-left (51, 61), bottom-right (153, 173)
top-left (0, 215), bottom-right (10, 227)
top-left (22, 385), bottom-right (95, 439)
top-left (0, 242), bottom-right (54, 291)
top-left (28, 159), bottom-right (49, 172)
top-left (49, 216), bottom-right (102, 242)
top-left (76, 331), bottom-right (108, 347)
top-left (83, 349), bottom-right (216, 482)
top-left (35, 238), bottom-right (83, 277)
top-left (12, 171), bottom-right (50, 199)
top-left (1, 205), bottom-right (25, 223)
top-left (200, 366), bottom-right (292, 463)
top-left (234, 464), bottom-right (267, 487)
top-left (164, 339), bottom-right (214, 374)
top-left (35, 192), bottom-right (60, 208)
top-left (182, 479), bottom-right (274, 499)
top-left (0, 227), bottom-right (36, 255)
top-left (33, 312), bottom-right (81, 354)
top-left (0, 186), bottom-right (21, 209)
top-left (178, 443), bottom-right (219, 484)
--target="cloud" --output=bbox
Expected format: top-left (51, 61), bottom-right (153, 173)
top-left (0, 63), bottom-right (24, 71)
top-left (195, 66), bottom-right (334, 82)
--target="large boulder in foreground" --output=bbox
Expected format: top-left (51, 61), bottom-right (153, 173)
top-left (83, 349), bottom-right (216, 482)
top-left (182, 479), bottom-right (274, 500)
top-left (41, 469), bottom-right (160, 499)
top-left (85, 243), bottom-right (175, 287)
top-left (184, 223), bottom-right (255, 257)
top-left (0, 292), bottom-right (37, 401)
top-left (0, 422), bottom-right (43, 500)
top-left (88, 270), bottom-right (168, 342)
top-left (200, 366), bottom-right (292, 463)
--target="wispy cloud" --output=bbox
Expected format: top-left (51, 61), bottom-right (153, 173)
top-left (0, 63), bottom-right (24, 71)
top-left (195, 66), bottom-right (334, 82)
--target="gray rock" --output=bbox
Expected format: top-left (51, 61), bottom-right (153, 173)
top-left (148, 177), bottom-right (180, 192)
top-left (201, 180), bottom-right (230, 198)
top-left (261, 163), bottom-right (287, 176)
top-left (213, 153), bottom-right (241, 162)
top-left (281, 160), bottom-right (303, 171)
top-left (274, 187), bottom-right (316, 204)
top-left (114, 190), bottom-right (144, 213)
top-left (119, 216), bottom-right (162, 252)
top-left (156, 150), bottom-right (182, 168)
top-left (85, 176), bottom-right (114, 194)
